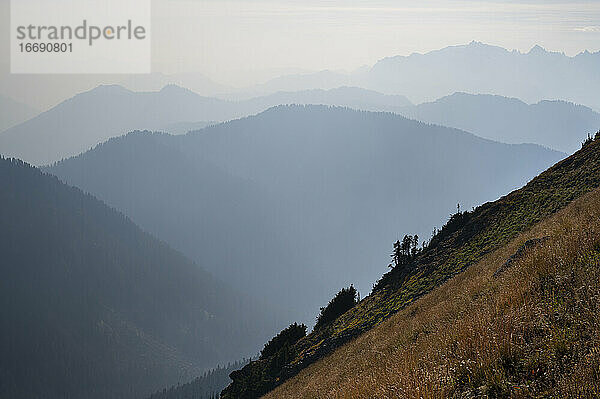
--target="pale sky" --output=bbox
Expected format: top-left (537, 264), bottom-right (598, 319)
top-left (150, 0), bottom-right (600, 85)
top-left (1, 0), bottom-right (600, 88)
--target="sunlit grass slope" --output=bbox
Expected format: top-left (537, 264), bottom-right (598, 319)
top-left (223, 136), bottom-right (600, 398)
top-left (266, 177), bottom-right (600, 398)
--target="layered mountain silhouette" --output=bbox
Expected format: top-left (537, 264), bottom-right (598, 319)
top-left (400, 93), bottom-right (600, 153)
top-left (255, 42), bottom-right (600, 111)
top-left (0, 71), bottom-right (232, 111)
top-left (47, 105), bottom-right (564, 322)
top-left (3, 79), bottom-right (597, 165)
top-left (0, 157), bottom-right (281, 399)
top-left (242, 86), bottom-right (412, 114)
top-left (248, 70), bottom-right (353, 94)
top-left (157, 121), bottom-right (216, 135)
top-left (0, 85), bottom-right (412, 165)
top-left (0, 85), bottom-right (236, 166)
top-left (2, 41), bottom-right (599, 118)
top-left (362, 42), bottom-right (600, 107)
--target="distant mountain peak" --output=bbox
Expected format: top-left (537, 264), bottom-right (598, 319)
top-left (575, 49), bottom-right (600, 58)
top-left (160, 84), bottom-right (194, 94)
top-left (88, 84), bottom-right (131, 94)
top-left (528, 44), bottom-right (547, 55)
top-left (468, 40), bottom-right (485, 46)
top-left (379, 41), bottom-right (508, 64)
top-left (453, 41), bottom-right (506, 51)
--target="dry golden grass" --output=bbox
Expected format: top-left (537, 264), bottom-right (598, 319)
top-left (265, 187), bottom-right (600, 399)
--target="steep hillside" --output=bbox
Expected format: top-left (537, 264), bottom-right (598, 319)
top-left (222, 132), bottom-right (600, 398)
top-left (266, 154), bottom-right (600, 398)
top-left (0, 157), bottom-right (279, 399)
top-left (47, 106), bottom-right (563, 322)
top-left (0, 85), bottom-right (235, 165)
top-left (401, 93), bottom-right (600, 153)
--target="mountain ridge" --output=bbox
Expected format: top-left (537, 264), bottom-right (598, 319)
top-left (1, 85), bottom-right (412, 165)
top-left (0, 156), bottom-right (281, 399)
top-left (5, 77), bottom-right (599, 166)
top-left (400, 92), bottom-right (600, 153)
top-left (252, 42), bottom-right (600, 111)
top-left (362, 41), bottom-right (600, 108)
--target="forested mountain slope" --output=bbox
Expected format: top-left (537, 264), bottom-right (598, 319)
top-left (0, 157), bottom-right (279, 399)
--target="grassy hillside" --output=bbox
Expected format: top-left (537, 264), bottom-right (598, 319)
top-left (266, 161), bottom-right (600, 398)
top-left (222, 133), bottom-right (600, 398)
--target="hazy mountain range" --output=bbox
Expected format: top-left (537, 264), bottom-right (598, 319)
top-left (244, 86), bottom-right (412, 113)
top-left (0, 71), bottom-right (233, 111)
top-left (0, 157), bottom-right (282, 399)
top-left (402, 93), bottom-right (600, 153)
top-left (0, 85), bottom-right (412, 165)
top-left (361, 42), bottom-right (600, 109)
top-left (3, 42), bottom-right (599, 114)
top-left (0, 85), bottom-right (236, 166)
top-left (2, 81), bottom-right (598, 165)
top-left (4, 41), bottom-right (600, 165)
top-left (253, 42), bottom-right (600, 111)
top-left (47, 105), bottom-right (564, 322)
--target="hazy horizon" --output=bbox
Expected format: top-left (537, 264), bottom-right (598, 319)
top-left (84, 0), bottom-right (600, 84)
top-left (1, 0), bottom-right (600, 89)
